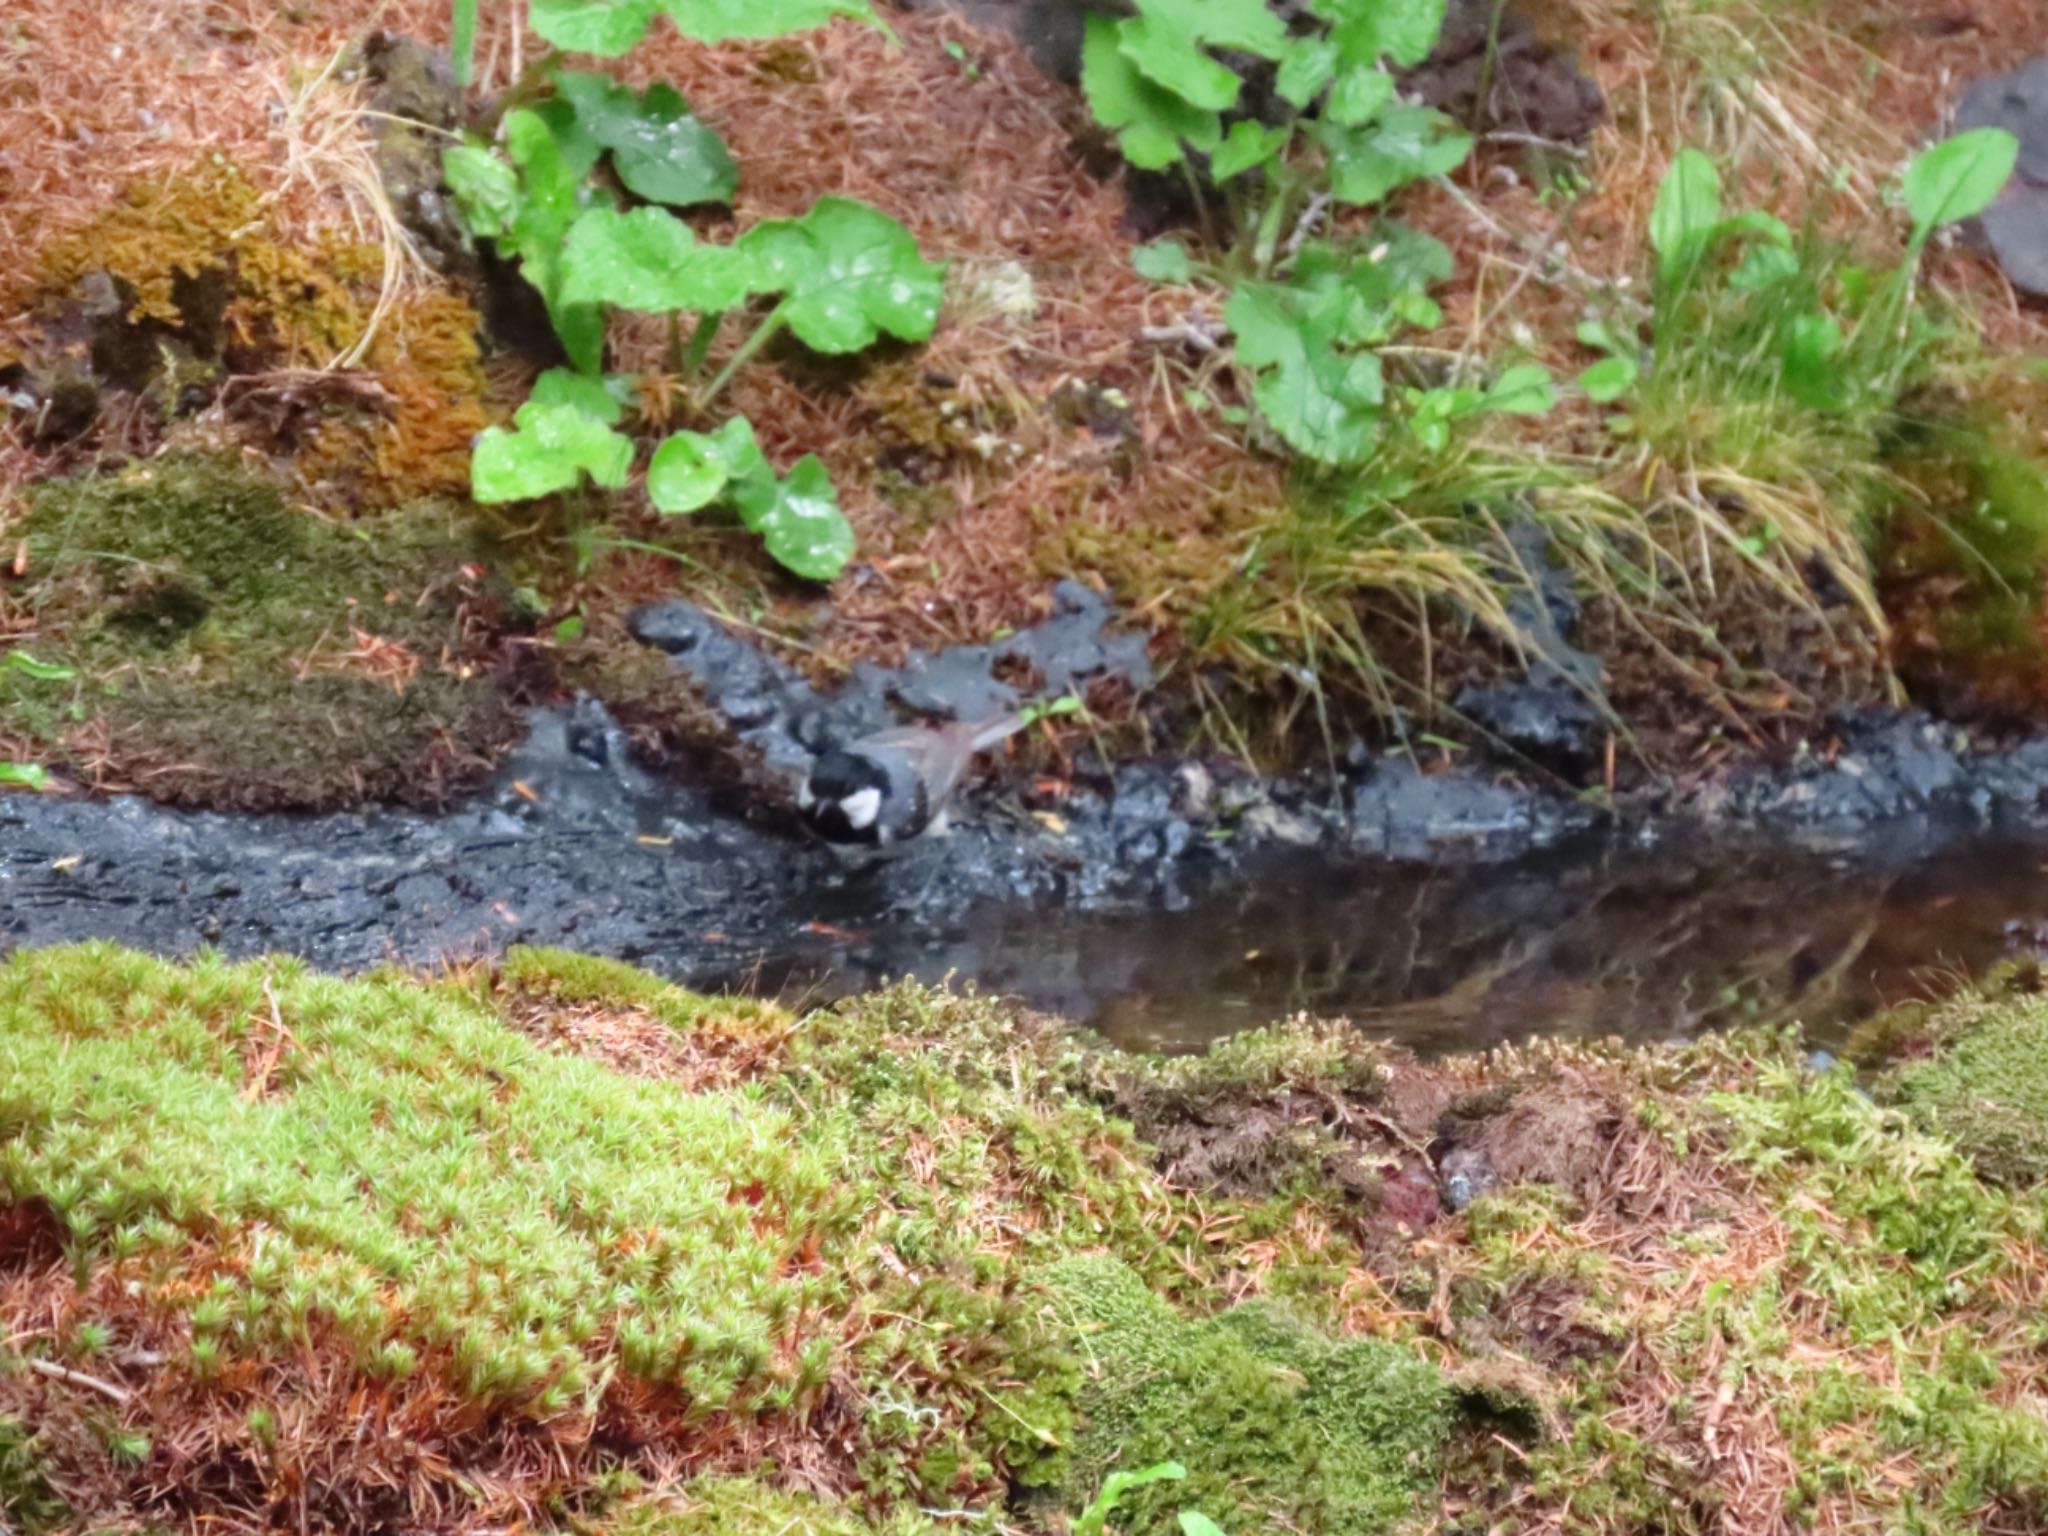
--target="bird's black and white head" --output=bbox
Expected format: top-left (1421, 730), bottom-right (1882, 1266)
top-left (798, 744), bottom-right (929, 847)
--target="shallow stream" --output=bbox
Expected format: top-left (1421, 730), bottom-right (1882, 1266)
top-left (864, 832), bottom-right (2048, 1054)
top-left (7, 699), bottom-right (2048, 1055)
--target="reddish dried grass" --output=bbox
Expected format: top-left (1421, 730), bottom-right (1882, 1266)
top-left (0, 1247), bottom-right (854, 1535)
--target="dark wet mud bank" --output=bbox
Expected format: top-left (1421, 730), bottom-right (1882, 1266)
top-left (12, 690), bottom-right (2048, 1052)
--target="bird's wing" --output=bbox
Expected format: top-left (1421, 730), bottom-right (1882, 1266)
top-left (855, 713), bottom-right (1029, 810)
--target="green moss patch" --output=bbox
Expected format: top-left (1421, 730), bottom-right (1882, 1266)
top-left (612, 1477), bottom-right (939, 1536)
top-left (0, 944), bottom-right (852, 1414)
top-left (0, 1413), bottom-right (65, 1535)
top-left (1883, 983), bottom-right (2048, 1186)
top-left (14, 947), bottom-right (2048, 1536)
top-left (0, 951), bottom-right (1445, 1531)
top-left (3, 457), bottom-right (519, 808)
top-left (1039, 1255), bottom-right (1451, 1534)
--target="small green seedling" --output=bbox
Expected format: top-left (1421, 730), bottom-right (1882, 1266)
top-left (1075, 1460), bottom-right (1187, 1535)
top-left (0, 762), bottom-right (50, 790)
top-left (1073, 1460), bottom-right (1232, 1535)
top-left (4, 651), bottom-right (77, 683)
top-left (1017, 693), bottom-right (1086, 729)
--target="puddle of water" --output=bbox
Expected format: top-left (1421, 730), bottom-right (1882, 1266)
top-left (751, 832), bottom-right (2048, 1055)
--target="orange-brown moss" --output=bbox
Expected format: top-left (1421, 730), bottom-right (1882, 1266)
top-left (303, 250), bottom-right (490, 507)
top-left (16, 160), bottom-right (486, 509)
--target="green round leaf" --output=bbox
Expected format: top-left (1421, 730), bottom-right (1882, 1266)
top-left (1904, 127), bottom-right (2020, 234)
top-left (472, 401), bottom-right (634, 503)
top-left (1110, 0), bottom-right (1288, 113)
top-left (653, 0), bottom-right (878, 43)
top-left (529, 0), bottom-right (660, 55)
top-left (1212, 120), bottom-right (1289, 180)
top-left (532, 98), bottom-right (605, 180)
top-left (1317, 104), bottom-right (1472, 207)
top-left (647, 432), bottom-right (731, 514)
top-left (1118, 15), bottom-right (1243, 112)
top-left (1081, 13), bottom-right (1223, 170)
top-left (1484, 364), bottom-right (1558, 415)
top-left (1132, 239), bottom-right (1196, 283)
top-left (1729, 243), bottom-right (1801, 293)
top-left (737, 198), bottom-right (945, 353)
top-left (1226, 279), bottom-right (1385, 464)
top-left (561, 206), bottom-right (755, 313)
top-left (1317, 0), bottom-right (1449, 71)
top-left (553, 71), bottom-right (737, 207)
top-left (1577, 356), bottom-right (1639, 403)
top-left (1274, 36), bottom-right (1337, 109)
top-left (732, 453), bottom-right (855, 580)
top-left (530, 367), bottom-right (633, 425)
top-left (1325, 66), bottom-right (1395, 128)
top-left (441, 145), bottom-right (519, 239)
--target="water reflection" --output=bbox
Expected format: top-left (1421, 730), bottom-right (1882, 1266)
top-left (770, 832), bottom-right (2048, 1055)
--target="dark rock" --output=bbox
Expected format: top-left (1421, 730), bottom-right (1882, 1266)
top-left (1402, 0), bottom-right (1605, 144)
top-left (354, 33), bottom-right (472, 272)
top-left (895, 0), bottom-right (1107, 82)
top-left (1955, 55), bottom-right (2048, 186)
top-left (1952, 56), bottom-right (2048, 296)
top-left (1455, 518), bottom-right (1607, 771)
top-left (1456, 673), bottom-right (1604, 769)
top-left (22, 358), bottom-right (103, 443)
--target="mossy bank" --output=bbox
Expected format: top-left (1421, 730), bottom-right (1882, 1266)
top-left (1, 457), bottom-right (525, 809)
top-left (6, 945), bottom-right (2048, 1534)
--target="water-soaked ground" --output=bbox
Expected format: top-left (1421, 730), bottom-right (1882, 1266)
top-left (9, 690), bottom-right (2048, 1055)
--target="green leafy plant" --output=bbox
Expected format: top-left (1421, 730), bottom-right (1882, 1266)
top-left (0, 762), bottom-right (50, 791)
top-left (1581, 129), bottom-right (2018, 414)
top-left (1560, 126), bottom-right (2023, 649)
top-left (1091, 0), bottom-right (1547, 465)
top-left (442, 2), bottom-right (942, 580)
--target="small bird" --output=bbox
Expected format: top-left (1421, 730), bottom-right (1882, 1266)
top-left (799, 713), bottom-right (1029, 850)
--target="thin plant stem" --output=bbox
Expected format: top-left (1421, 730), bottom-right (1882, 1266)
top-left (699, 304), bottom-right (788, 411)
top-left (682, 312), bottom-right (721, 378)
top-left (451, 0), bottom-right (479, 88)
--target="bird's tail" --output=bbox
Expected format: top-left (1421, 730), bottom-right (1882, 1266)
top-left (965, 711), bottom-right (1034, 753)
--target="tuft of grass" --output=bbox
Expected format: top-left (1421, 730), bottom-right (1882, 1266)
top-left (1182, 437), bottom-right (1658, 760)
